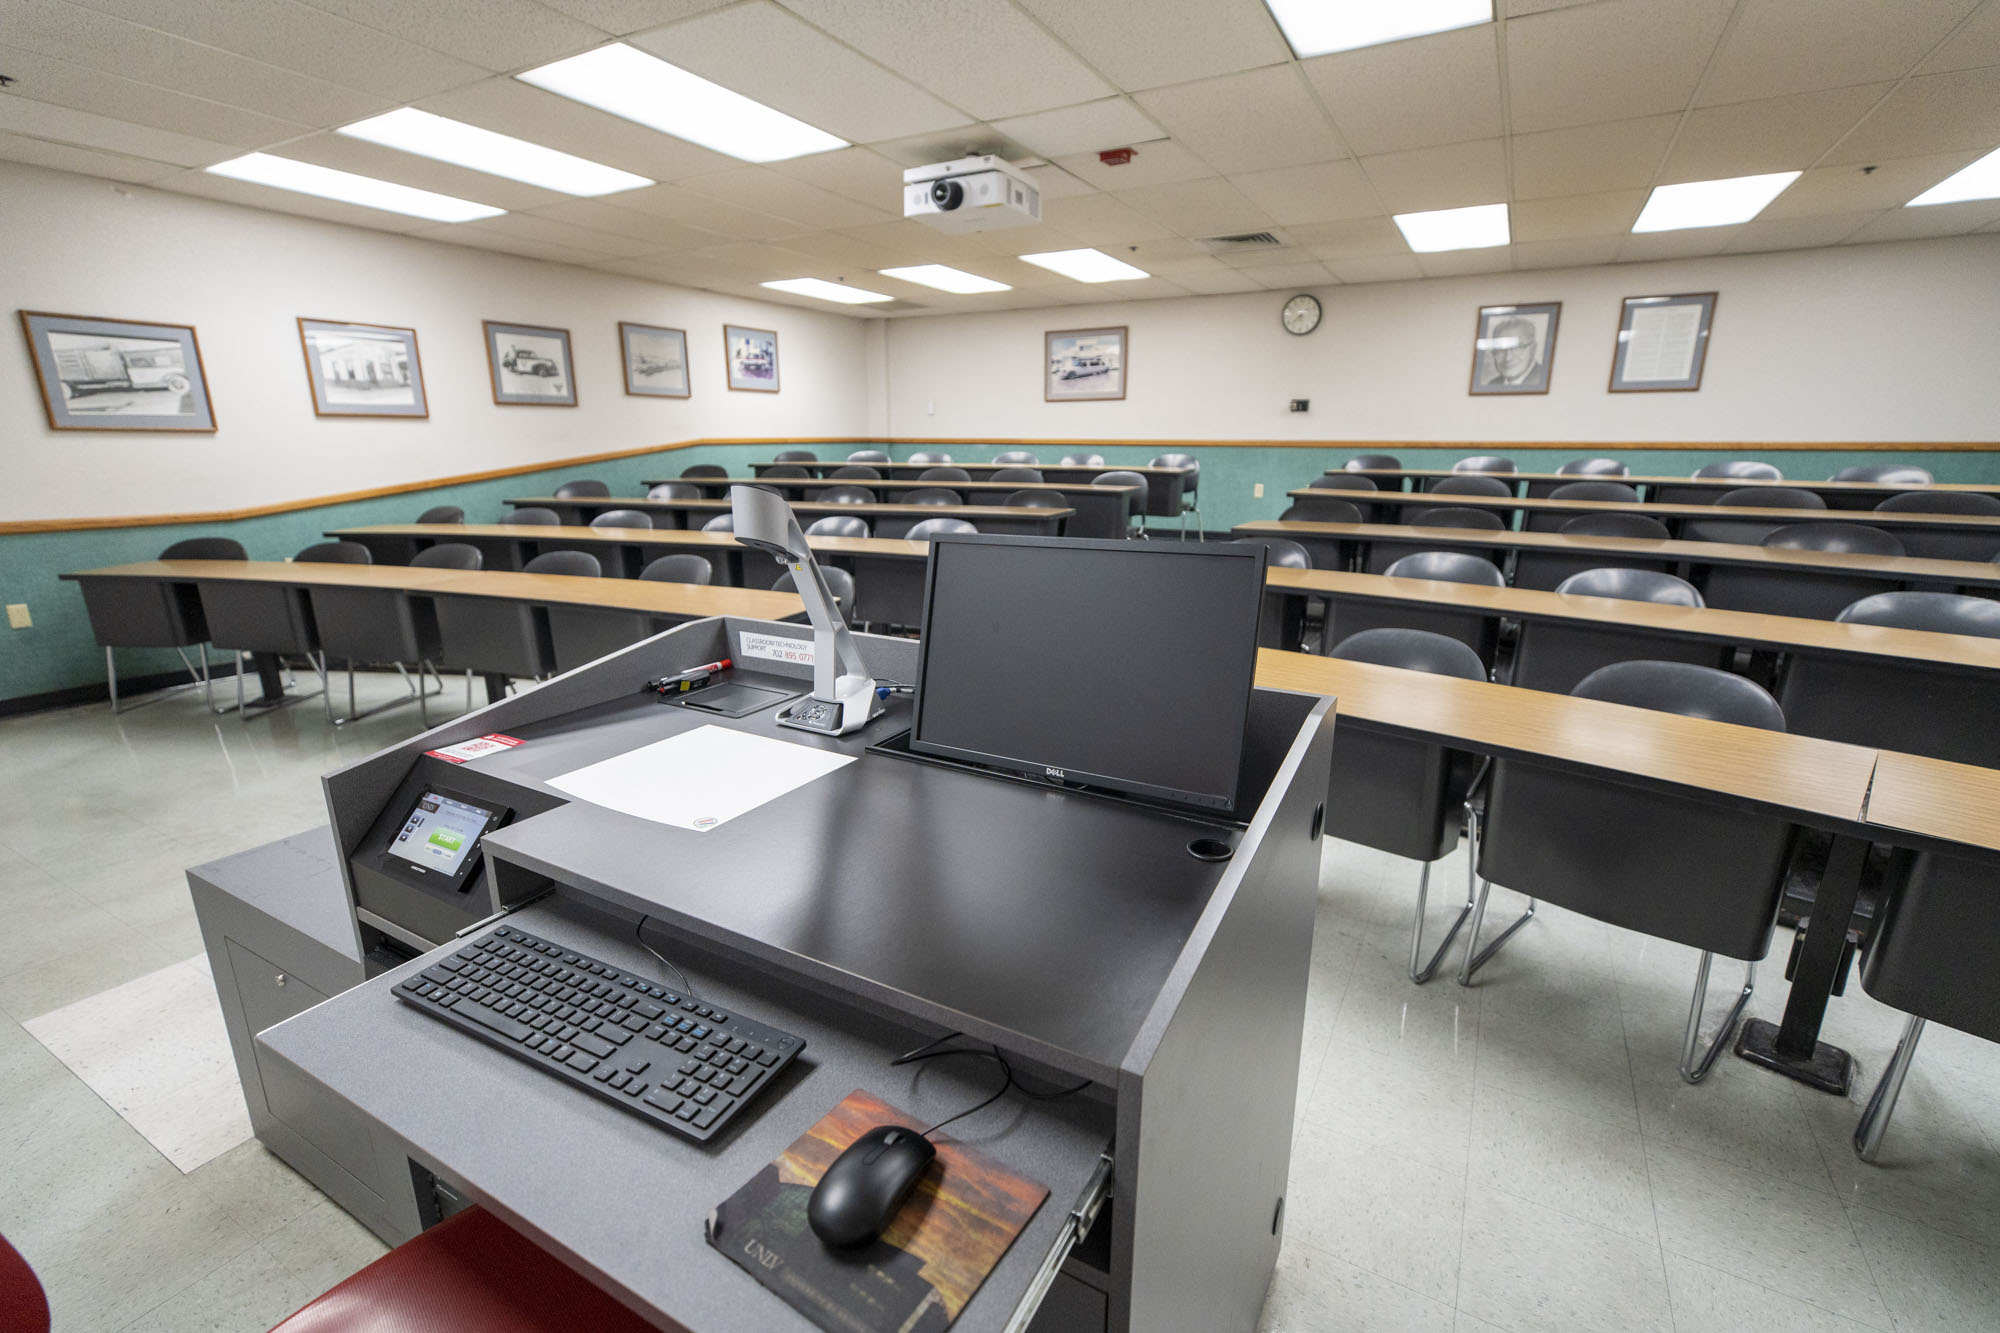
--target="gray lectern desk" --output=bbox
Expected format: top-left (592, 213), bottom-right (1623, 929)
top-left (249, 614), bottom-right (1335, 1332)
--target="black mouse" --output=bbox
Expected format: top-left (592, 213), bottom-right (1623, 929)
top-left (808, 1124), bottom-right (937, 1247)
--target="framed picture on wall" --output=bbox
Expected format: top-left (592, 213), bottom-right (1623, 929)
top-left (1609, 292), bottom-right (1718, 393)
top-left (297, 318), bottom-right (427, 418)
top-left (724, 324), bottom-right (779, 393)
top-left (1045, 326), bottom-right (1126, 402)
top-left (1468, 302), bottom-right (1559, 396)
top-left (620, 322), bottom-right (690, 398)
top-left (19, 310), bottom-right (217, 432)
top-left (483, 320), bottom-right (576, 406)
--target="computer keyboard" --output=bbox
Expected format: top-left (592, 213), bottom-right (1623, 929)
top-left (393, 925), bottom-right (805, 1143)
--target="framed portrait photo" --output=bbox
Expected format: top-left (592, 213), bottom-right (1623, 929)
top-left (483, 320), bottom-right (576, 406)
top-left (297, 318), bottom-right (427, 418)
top-left (1045, 326), bottom-right (1126, 402)
top-left (724, 324), bottom-right (779, 393)
top-left (1469, 302), bottom-right (1560, 396)
top-left (620, 322), bottom-right (690, 398)
top-left (20, 310), bottom-right (216, 432)
top-left (1609, 292), bottom-right (1718, 393)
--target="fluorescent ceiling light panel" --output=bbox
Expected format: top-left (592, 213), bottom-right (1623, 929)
top-left (517, 44), bottom-right (846, 164)
top-left (1392, 202), bottom-right (1510, 252)
top-left (1907, 146), bottom-right (2000, 207)
top-left (1632, 171), bottom-right (1800, 232)
top-left (761, 278), bottom-right (892, 304)
top-left (205, 153), bottom-right (504, 222)
top-left (1264, 0), bottom-right (1492, 57)
top-left (878, 264), bottom-right (1012, 294)
top-left (337, 108), bottom-right (651, 196)
top-left (1017, 248), bottom-right (1150, 282)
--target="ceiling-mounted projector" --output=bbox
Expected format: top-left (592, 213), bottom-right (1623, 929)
top-left (903, 155), bottom-right (1041, 233)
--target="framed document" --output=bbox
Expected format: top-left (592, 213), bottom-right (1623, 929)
top-left (297, 318), bottom-right (427, 418)
top-left (724, 324), bottom-right (779, 393)
top-left (1609, 293), bottom-right (1717, 393)
top-left (483, 320), bottom-right (576, 406)
top-left (1045, 326), bottom-right (1127, 402)
top-left (620, 322), bottom-right (689, 398)
top-left (1469, 302), bottom-right (1560, 396)
top-left (20, 311), bottom-right (217, 432)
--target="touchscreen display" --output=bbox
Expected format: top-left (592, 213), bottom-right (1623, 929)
top-left (386, 791), bottom-right (494, 878)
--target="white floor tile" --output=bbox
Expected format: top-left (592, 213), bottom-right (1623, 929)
top-left (1663, 1252), bottom-right (1884, 1332)
top-left (1455, 1189), bottom-right (1673, 1333)
top-left (1285, 1120), bottom-right (1467, 1304)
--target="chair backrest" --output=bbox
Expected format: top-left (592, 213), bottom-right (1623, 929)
top-left (1573, 660), bottom-right (1786, 730)
top-left (1385, 550), bottom-right (1506, 585)
top-left (1694, 460), bottom-right (1783, 481)
top-left (295, 540), bottom-right (372, 564)
top-left (1309, 473), bottom-right (1378, 492)
top-left (1345, 454), bottom-right (1401, 471)
top-left (1831, 464), bottom-right (1934, 485)
top-left (773, 449), bottom-right (818, 462)
top-left (554, 479), bottom-right (611, 499)
top-left (907, 451), bottom-right (953, 464)
top-left (161, 536), bottom-right (247, 560)
top-left (1331, 626), bottom-right (1486, 678)
top-left (760, 464), bottom-right (811, 479)
top-left (805, 514), bottom-right (870, 538)
top-left (773, 567), bottom-right (856, 606)
top-left (1548, 480), bottom-right (1640, 504)
top-left (502, 507), bottom-right (561, 526)
top-left (1430, 474), bottom-right (1513, 497)
top-left (1060, 453), bottom-right (1106, 466)
top-left (1763, 521), bottom-right (1904, 557)
top-left (1555, 567), bottom-right (1703, 606)
top-left (1558, 458), bottom-right (1629, 477)
top-left (1407, 506), bottom-right (1506, 531)
top-left (1716, 486), bottom-right (1826, 510)
top-left (1874, 490), bottom-right (2000, 516)
top-left (1280, 499), bottom-right (1362, 524)
top-left (1249, 537), bottom-right (1310, 569)
top-left (416, 505), bottom-right (465, 524)
top-left (993, 450), bottom-right (1039, 464)
top-left (1004, 489), bottom-right (1067, 509)
top-left (639, 554), bottom-right (713, 584)
top-left (1836, 590), bottom-right (2000, 637)
top-left (905, 517), bottom-right (979, 540)
top-left (523, 550), bottom-right (601, 577)
top-left (990, 466), bottom-right (1043, 483)
top-left (1453, 455), bottom-right (1516, 473)
top-left (906, 487), bottom-right (963, 506)
top-left (1151, 452), bottom-right (1197, 469)
top-left (590, 509), bottom-right (654, 529)
top-left (847, 449), bottom-right (890, 462)
top-left (701, 515), bottom-right (735, 532)
top-left (829, 464), bottom-right (882, 480)
top-left (646, 482), bottom-right (703, 501)
top-left (1560, 512), bottom-right (1671, 539)
top-left (816, 485), bottom-right (875, 505)
top-left (411, 542), bottom-right (482, 570)
top-left (919, 466), bottom-right (972, 483)
top-left (1093, 470), bottom-right (1148, 491)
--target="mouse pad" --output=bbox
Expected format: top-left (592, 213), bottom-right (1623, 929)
top-left (705, 1088), bottom-right (1049, 1332)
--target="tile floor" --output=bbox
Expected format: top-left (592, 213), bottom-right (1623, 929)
top-left (3, 673), bottom-right (1998, 1331)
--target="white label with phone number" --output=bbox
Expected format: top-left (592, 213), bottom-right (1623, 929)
top-left (738, 633), bottom-right (815, 666)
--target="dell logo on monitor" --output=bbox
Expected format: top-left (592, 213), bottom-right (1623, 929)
top-left (1045, 766), bottom-right (1066, 781)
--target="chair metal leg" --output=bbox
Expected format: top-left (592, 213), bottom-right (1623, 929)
top-left (1854, 1014), bottom-right (1926, 1162)
top-left (106, 646), bottom-right (120, 714)
top-left (1456, 805), bottom-right (1536, 984)
top-left (1680, 953), bottom-right (1756, 1084)
top-left (1408, 859), bottom-right (1476, 984)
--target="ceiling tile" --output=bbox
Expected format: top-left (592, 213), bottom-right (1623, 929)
top-left (1294, 215), bottom-right (1408, 258)
top-left (161, 167), bottom-right (436, 232)
top-left (1015, 0), bottom-right (1291, 91)
top-left (772, 228), bottom-right (908, 268)
top-left (1511, 190), bottom-right (1647, 241)
top-left (1052, 139), bottom-right (1215, 190)
top-left (766, 147), bottom-right (911, 216)
top-left (1821, 66), bottom-right (2000, 163)
top-left (1216, 243), bottom-right (1315, 269)
top-left (1245, 260), bottom-right (1335, 289)
top-left (0, 128), bottom-right (182, 183)
top-left (1356, 138), bottom-right (1507, 213)
top-left (612, 183), bottom-right (803, 239)
top-left (1416, 248), bottom-right (1513, 278)
top-left (415, 77), bottom-right (740, 181)
top-left (0, 43), bottom-right (310, 149)
top-left (1302, 24), bottom-right (1502, 156)
top-left (1842, 197), bottom-right (2000, 242)
top-left (413, 228), bottom-right (610, 268)
top-left (1039, 191), bottom-right (1178, 244)
top-left (297, 0), bottom-right (611, 73)
top-left (950, 221), bottom-right (1088, 256)
top-left (0, 93), bottom-right (237, 167)
top-left (1661, 84), bottom-right (1893, 182)
top-left (676, 167), bottom-right (897, 229)
top-left (1112, 177), bottom-right (1275, 237)
top-left (535, 0), bottom-right (732, 35)
top-left (1123, 237), bottom-right (1221, 266)
top-left (869, 127), bottom-right (1033, 169)
top-left (1760, 151), bottom-right (1988, 217)
top-left (436, 212), bottom-right (661, 257)
top-left (773, 0), bottom-right (1112, 119)
top-left (1134, 65), bottom-right (1347, 174)
top-left (1228, 161), bottom-right (1378, 225)
top-left (1721, 212), bottom-right (1879, 252)
top-left (527, 198), bottom-right (720, 249)
top-left (1698, 0), bottom-right (1980, 107)
top-left (1917, 0), bottom-right (2000, 74)
top-left (272, 131), bottom-right (558, 211)
top-left (1510, 114), bottom-right (1679, 200)
top-left (632, 2), bottom-right (970, 145)
top-left (1024, 163), bottom-right (1098, 200)
top-left (990, 98), bottom-right (1165, 161)
top-left (1511, 236), bottom-right (1621, 269)
top-left (1167, 266), bottom-right (1267, 294)
top-left (1614, 226), bottom-right (1742, 262)
top-left (1507, 0), bottom-right (1736, 133)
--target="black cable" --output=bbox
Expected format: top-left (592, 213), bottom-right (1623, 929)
top-left (889, 1034), bottom-right (1092, 1138)
top-left (633, 914), bottom-right (697, 1000)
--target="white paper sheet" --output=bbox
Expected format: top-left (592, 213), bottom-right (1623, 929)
top-left (545, 724), bottom-right (854, 832)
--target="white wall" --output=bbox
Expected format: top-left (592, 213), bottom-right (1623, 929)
top-left (884, 235), bottom-right (2000, 445)
top-left (0, 161), bottom-right (875, 523)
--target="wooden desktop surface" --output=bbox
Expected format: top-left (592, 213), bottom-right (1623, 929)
top-left (64, 559), bottom-right (468, 590)
top-left (1865, 751), bottom-right (2000, 854)
top-left (511, 495), bottom-right (1071, 521)
top-left (329, 523), bottom-right (932, 561)
top-left (1264, 567), bottom-right (2000, 671)
top-left (1336, 468), bottom-right (2000, 496)
top-left (1285, 488), bottom-right (2000, 530)
top-left (645, 475), bottom-right (1132, 495)
top-left (1252, 648), bottom-right (1877, 823)
top-left (750, 460), bottom-right (1194, 475)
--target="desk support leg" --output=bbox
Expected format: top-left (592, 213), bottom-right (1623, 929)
top-left (1734, 832), bottom-right (1864, 1094)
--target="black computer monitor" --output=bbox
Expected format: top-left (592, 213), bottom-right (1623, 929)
top-left (908, 534), bottom-right (1265, 814)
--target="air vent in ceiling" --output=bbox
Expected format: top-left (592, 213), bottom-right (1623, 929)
top-left (1199, 231), bottom-right (1286, 254)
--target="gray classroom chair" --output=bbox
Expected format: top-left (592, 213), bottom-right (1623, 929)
top-left (202, 540), bottom-right (362, 716)
top-left (647, 482), bottom-right (702, 501)
top-left (1874, 490), bottom-right (2000, 561)
top-left (1094, 471), bottom-right (1151, 537)
top-left (1310, 473), bottom-right (1379, 491)
top-left (816, 485), bottom-right (875, 505)
top-left (1683, 486), bottom-right (1828, 545)
top-left (773, 449), bottom-right (818, 462)
top-left (1465, 661), bottom-right (1797, 1083)
top-left (1325, 628), bottom-right (1493, 982)
top-left (993, 451), bottom-right (1039, 465)
top-left (296, 541), bottom-right (372, 564)
top-left (760, 465), bottom-right (811, 479)
top-left (434, 550), bottom-right (600, 700)
top-left (89, 536), bottom-right (247, 713)
top-left (163, 537), bottom-right (248, 560)
top-left (1346, 454), bottom-right (1402, 471)
top-left (416, 505), bottom-right (464, 525)
top-left (773, 567), bottom-right (856, 609)
top-left (701, 515), bottom-right (735, 533)
top-left (589, 509), bottom-right (653, 529)
top-left (907, 451), bottom-right (953, 465)
top-left (502, 508), bottom-right (561, 526)
top-left (523, 551), bottom-right (600, 578)
top-left (1431, 474), bottom-right (1514, 498)
top-left (309, 544), bottom-right (467, 726)
top-left (1563, 512), bottom-right (1671, 539)
top-left (1407, 506), bottom-right (1506, 531)
top-left (1695, 461), bottom-right (1783, 481)
top-left (1509, 568), bottom-right (1723, 695)
top-left (413, 544), bottom-right (482, 571)
top-left (679, 464), bottom-right (730, 499)
top-left (847, 449), bottom-right (891, 463)
top-left (639, 555), bottom-right (713, 585)
top-left (1831, 464), bottom-right (1933, 485)
top-left (1329, 550), bottom-right (1506, 667)
top-left (918, 466), bottom-right (973, 483)
top-left (1558, 458), bottom-right (1630, 477)
top-left (905, 517), bottom-right (979, 540)
top-left (1702, 522), bottom-right (1903, 620)
top-left (1060, 453), bottom-right (1106, 466)
top-left (906, 488), bottom-right (963, 506)
top-left (1527, 480), bottom-right (1641, 531)
top-left (1513, 513), bottom-right (1676, 590)
top-left (553, 480), bottom-right (610, 499)
top-left (1247, 537), bottom-right (1310, 569)
top-left (1453, 455), bottom-right (1517, 474)
top-left (805, 514), bottom-right (870, 538)
top-left (990, 467), bottom-right (1043, 484)
top-left (829, 464), bottom-right (882, 480)
top-left (1152, 453), bottom-right (1202, 535)
top-left (1005, 489), bottom-right (1067, 509)
top-left (1281, 499), bottom-right (1362, 524)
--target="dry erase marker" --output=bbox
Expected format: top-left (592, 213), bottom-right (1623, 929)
top-left (669, 657), bottom-right (730, 684)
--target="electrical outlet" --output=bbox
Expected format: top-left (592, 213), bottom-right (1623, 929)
top-left (6, 603), bottom-right (30, 629)
top-left (1253, 483), bottom-right (1265, 499)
